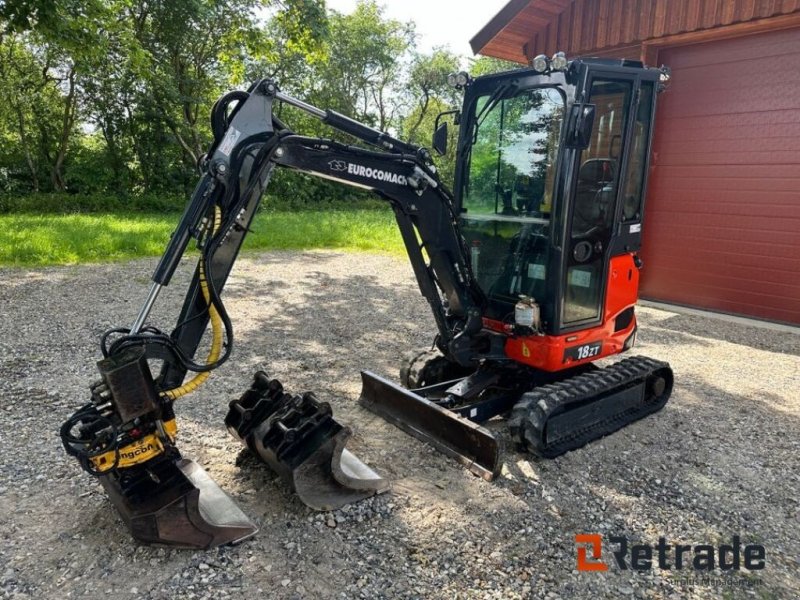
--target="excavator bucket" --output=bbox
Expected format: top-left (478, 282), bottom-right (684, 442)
top-left (100, 456), bottom-right (257, 549)
top-left (269, 427), bottom-right (389, 511)
top-left (226, 372), bottom-right (389, 510)
top-left (358, 371), bottom-right (502, 481)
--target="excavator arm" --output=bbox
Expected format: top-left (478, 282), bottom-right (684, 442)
top-left (149, 79), bottom-right (491, 391)
top-left (273, 135), bottom-right (488, 357)
top-left (59, 79), bottom-right (497, 548)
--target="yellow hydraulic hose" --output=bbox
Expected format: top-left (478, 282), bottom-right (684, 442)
top-left (161, 206), bottom-right (224, 401)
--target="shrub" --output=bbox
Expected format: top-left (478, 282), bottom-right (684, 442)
top-left (0, 192), bottom-right (186, 214)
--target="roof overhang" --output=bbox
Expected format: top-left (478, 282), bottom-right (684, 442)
top-left (470, 0), bottom-right (574, 64)
top-left (472, 0), bottom-right (800, 66)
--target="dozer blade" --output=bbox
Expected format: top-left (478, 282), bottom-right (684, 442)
top-left (101, 456), bottom-right (257, 549)
top-left (358, 371), bottom-right (502, 481)
top-left (226, 372), bottom-right (389, 511)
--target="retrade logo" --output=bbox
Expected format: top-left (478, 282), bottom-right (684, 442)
top-left (575, 534), bottom-right (765, 572)
top-left (576, 534), bottom-right (608, 571)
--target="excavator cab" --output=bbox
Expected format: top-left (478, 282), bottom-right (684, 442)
top-left (455, 59), bottom-right (658, 336)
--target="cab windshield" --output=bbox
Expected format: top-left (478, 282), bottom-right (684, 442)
top-left (461, 86), bottom-right (565, 316)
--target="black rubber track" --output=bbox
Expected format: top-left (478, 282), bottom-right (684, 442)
top-left (508, 356), bottom-right (673, 458)
top-left (399, 348), bottom-right (473, 389)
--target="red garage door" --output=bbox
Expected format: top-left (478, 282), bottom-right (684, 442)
top-left (640, 28), bottom-right (800, 324)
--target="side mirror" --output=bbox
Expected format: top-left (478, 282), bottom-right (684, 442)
top-left (568, 103), bottom-right (596, 149)
top-left (432, 109), bottom-right (459, 156)
top-left (432, 122), bottom-right (448, 156)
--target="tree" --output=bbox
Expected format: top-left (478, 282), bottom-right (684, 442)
top-left (402, 48), bottom-right (460, 140)
top-left (243, 0), bottom-right (328, 83)
top-left (1, 0), bottom-right (117, 191)
top-left (0, 34), bottom-right (44, 191)
top-left (0, 0), bottom-right (503, 203)
top-left (315, 1), bottom-right (414, 130)
top-left (0, 32), bottom-right (84, 191)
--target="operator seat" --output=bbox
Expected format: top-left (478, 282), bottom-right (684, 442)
top-left (574, 158), bottom-right (616, 234)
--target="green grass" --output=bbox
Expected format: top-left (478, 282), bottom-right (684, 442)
top-left (0, 209), bottom-right (405, 266)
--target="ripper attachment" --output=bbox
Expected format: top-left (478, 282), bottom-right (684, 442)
top-left (226, 372), bottom-right (389, 510)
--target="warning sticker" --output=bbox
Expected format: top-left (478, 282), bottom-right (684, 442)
top-left (570, 269), bottom-right (592, 288)
top-left (528, 263), bottom-right (546, 280)
top-left (629, 223), bottom-right (642, 234)
top-left (218, 127), bottom-right (241, 157)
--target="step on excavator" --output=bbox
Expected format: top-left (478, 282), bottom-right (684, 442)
top-left (61, 55), bottom-right (674, 548)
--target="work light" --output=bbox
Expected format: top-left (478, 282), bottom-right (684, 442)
top-left (447, 71), bottom-right (472, 89)
top-left (550, 52), bottom-right (568, 71)
top-left (532, 54), bottom-right (549, 73)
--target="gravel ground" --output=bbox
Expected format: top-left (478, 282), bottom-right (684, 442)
top-left (0, 250), bottom-right (798, 600)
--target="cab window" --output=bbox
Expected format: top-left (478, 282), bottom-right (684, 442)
top-left (460, 87), bottom-right (565, 316)
top-left (563, 79), bottom-right (632, 324)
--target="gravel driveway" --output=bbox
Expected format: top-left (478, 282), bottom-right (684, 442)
top-left (1, 250), bottom-right (798, 599)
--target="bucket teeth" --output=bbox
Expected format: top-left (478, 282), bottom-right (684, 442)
top-left (226, 372), bottom-right (389, 510)
top-left (100, 456), bottom-right (258, 549)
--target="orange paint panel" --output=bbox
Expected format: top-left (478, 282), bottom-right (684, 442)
top-left (501, 255), bottom-right (640, 372)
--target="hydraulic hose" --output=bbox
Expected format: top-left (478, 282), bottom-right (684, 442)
top-left (161, 206), bottom-right (224, 400)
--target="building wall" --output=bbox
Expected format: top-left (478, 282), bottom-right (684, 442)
top-left (638, 27), bottom-right (800, 323)
top-left (522, 0), bottom-right (800, 61)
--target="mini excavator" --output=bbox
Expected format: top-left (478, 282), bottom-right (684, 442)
top-left (61, 55), bottom-right (673, 548)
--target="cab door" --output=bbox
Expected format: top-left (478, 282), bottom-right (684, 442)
top-left (560, 74), bottom-right (651, 330)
